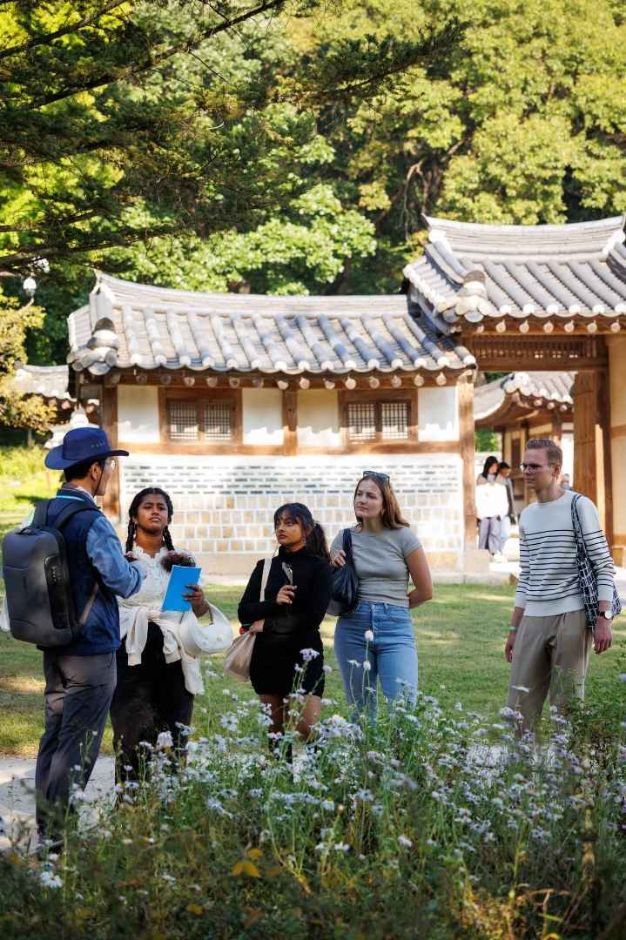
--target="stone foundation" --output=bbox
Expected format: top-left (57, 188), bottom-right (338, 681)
top-left (120, 454), bottom-right (465, 574)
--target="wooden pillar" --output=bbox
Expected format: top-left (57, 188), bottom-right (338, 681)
top-left (458, 372), bottom-right (477, 546)
top-left (573, 370), bottom-right (612, 545)
top-left (282, 389), bottom-right (297, 456)
top-left (100, 383), bottom-right (121, 520)
top-left (608, 335), bottom-right (626, 565)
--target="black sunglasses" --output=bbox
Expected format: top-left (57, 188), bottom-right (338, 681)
top-left (362, 470), bottom-right (390, 484)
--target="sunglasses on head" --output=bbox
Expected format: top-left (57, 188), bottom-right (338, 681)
top-left (362, 470), bottom-right (390, 484)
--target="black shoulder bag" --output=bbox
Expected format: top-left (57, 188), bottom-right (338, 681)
top-left (328, 529), bottom-right (359, 616)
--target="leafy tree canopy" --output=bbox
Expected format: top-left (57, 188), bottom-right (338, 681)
top-left (0, 292), bottom-right (52, 430)
top-left (0, 0), bottom-right (624, 367)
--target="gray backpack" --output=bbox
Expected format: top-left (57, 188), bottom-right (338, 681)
top-left (2, 500), bottom-right (98, 647)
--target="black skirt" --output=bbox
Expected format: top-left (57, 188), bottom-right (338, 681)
top-left (250, 631), bottom-right (325, 699)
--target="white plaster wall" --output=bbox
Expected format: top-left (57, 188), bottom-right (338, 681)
top-left (418, 386), bottom-right (459, 441)
top-left (297, 390), bottom-right (341, 448)
top-left (242, 388), bottom-right (283, 445)
top-left (117, 385), bottom-right (160, 443)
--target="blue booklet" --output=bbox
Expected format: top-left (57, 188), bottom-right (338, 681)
top-left (161, 564), bottom-right (202, 613)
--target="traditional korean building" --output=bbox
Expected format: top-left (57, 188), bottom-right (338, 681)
top-left (474, 371), bottom-right (574, 511)
top-left (403, 214), bottom-right (626, 564)
top-left (66, 214), bottom-right (626, 571)
top-left (67, 275), bottom-right (477, 572)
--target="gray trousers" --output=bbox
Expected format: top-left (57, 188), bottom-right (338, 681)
top-left (35, 650), bottom-right (116, 842)
top-left (478, 516), bottom-right (501, 555)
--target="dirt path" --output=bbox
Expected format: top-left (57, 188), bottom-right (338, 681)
top-left (0, 756), bottom-right (114, 852)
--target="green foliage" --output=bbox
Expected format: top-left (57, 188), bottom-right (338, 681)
top-left (0, 446), bottom-right (57, 519)
top-left (0, 295), bottom-right (53, 430)
top-left (2, 0), bottom-right (625, 363)
top-left (475, 428), bottom-right (501, 452)
top-left (0, 679), bottom-right (624, 936)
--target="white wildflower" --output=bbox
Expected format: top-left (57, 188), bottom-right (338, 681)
top-left (364, 630), bottom-right (374, 642)
top-left (398, 835), bottom-right (413, 848)
top-left (156, 731), bottom-right (173, 749)
top-left (39, 870), bottom-right (63, 890)
top-left (362, 660), bottom-right (372, 672)
top-left (300, 648), bottom-right (320, 662)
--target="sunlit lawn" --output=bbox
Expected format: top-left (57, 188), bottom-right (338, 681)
top-left (1, 583), bottom-right (624, 755)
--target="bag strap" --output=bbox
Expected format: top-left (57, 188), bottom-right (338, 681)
top-left (570, 493), bottom-right (587, 559)
top-left (259, 557), bottom-right (272, 601)
top-left (33, 498), bottom-right (99, 531)
top-left (342, 528), bottom-right (354, 565)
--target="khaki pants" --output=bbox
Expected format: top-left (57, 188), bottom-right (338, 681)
top-left (507, 609), bottom-right (592, 730)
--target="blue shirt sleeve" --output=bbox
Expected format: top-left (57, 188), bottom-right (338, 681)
top-left (86, 515), bottom-right (145, 598)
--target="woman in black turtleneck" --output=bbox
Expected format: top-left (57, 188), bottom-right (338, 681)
top-left (237, 502), bottom-right (332, 747)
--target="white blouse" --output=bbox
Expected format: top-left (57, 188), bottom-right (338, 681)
top-left (118, 546), bottom-right (205, 695)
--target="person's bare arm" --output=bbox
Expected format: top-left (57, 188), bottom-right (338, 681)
top-left (407, 548), bottom-right (433, 609)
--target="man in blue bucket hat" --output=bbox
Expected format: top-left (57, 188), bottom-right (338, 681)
top-left (36, 426), bottom-right (145, 849)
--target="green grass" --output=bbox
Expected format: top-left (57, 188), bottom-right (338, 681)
top-left (0, 445), bottom-right (58, 518)
top-left (1, 583), bottom-right (624, 755)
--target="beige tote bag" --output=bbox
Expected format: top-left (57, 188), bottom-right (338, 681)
top-left (223, 558), bottom-right (272, 682)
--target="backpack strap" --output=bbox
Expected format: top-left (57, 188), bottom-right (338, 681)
top-left (34, 498), bottom-right (100, 531)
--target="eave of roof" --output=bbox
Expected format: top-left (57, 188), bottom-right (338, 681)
top-left (474, 371), bottom-right (574, 422)
top-left (67, 273), bottom-right (476, 378)
top-left (404, 216), bottom-right (626, 323)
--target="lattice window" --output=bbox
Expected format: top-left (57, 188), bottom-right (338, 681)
top-left (167, 398), bottom-right (235, 442)
top-left (347, 402), bottom-right (376, 442)
top-left (202, 401), bottom-right (232, 441)
top-left (346, 398), bottom-right (412, 443)
top-left (381, 401), bottom-right (409, 440)
top-left (168, 400), bottom-right (198, 442)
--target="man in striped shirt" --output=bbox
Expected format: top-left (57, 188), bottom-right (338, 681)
top-left (504, 438), bottom-right (615, 730)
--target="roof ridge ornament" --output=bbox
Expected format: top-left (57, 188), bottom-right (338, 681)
top-left (455, 267), bottom-right (490, 322)
top-left (602, 227), bottom-right (626, 259)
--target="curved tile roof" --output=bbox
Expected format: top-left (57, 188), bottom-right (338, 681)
top-left (474, 371), bottom-right (574, 421)
top-left (67, 274), bottom-right (476, 377)
top-left (9, 365), bottom-right (72, 401)
top-left (404, 216), bottom-right (626, 322)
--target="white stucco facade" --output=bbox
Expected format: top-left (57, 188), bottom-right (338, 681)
top-left (418, 387), bottom-right (459, 441)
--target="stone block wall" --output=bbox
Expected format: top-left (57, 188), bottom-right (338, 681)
top-left (120, 454), bottom-right (464, 574)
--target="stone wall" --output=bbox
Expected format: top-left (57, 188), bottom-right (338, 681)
top-left (120, 453), bottom-right (464, 574)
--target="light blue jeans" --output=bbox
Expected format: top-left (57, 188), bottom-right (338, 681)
top-left (334, 602), bottom-right (418, 715)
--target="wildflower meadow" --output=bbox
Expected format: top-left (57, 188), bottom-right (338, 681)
top-left (1, 658), bottom-right (625, 939)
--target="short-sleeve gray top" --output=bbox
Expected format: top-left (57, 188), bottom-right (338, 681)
top-left (330, 526), bottom-right (422, 607)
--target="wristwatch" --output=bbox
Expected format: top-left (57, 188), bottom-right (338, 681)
top-left (598, 610), bottom-right (613, 621)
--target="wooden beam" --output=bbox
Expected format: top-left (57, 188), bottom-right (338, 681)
top-left (100, 383), bottom-right (120, 521)
top-left (282, 389), bottom-right (297, 456)
top-left (573, 371), bottom-right (613, 544)
top-left (458, 372), bottom-right (477, 546)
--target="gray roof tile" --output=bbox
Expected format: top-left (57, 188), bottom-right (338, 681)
top-left (68, 274), bottom-right (476, 377)
top-left (404, 216), bottom-right (626, 321)
top-left (9, 365), bottom-right (72, 401)
top-left (474, 371), bottom-right (574, 420)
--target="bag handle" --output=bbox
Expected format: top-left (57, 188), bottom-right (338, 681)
top-left (570, 493), bottom-right (587, 561)
top-left (259, 557), bottom-right (272, 601)
top-left (342, 528), bottom-right (354, 566)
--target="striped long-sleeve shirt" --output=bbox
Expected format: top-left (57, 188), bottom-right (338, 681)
top-left (514, 490), bottom-right (615, 616)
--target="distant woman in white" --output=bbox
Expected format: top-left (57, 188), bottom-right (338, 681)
top-left (476, 470), bottom-right (509, 558)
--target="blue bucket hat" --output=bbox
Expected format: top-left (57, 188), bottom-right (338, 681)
top-left (45, 426), bottom-right (129, 470)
